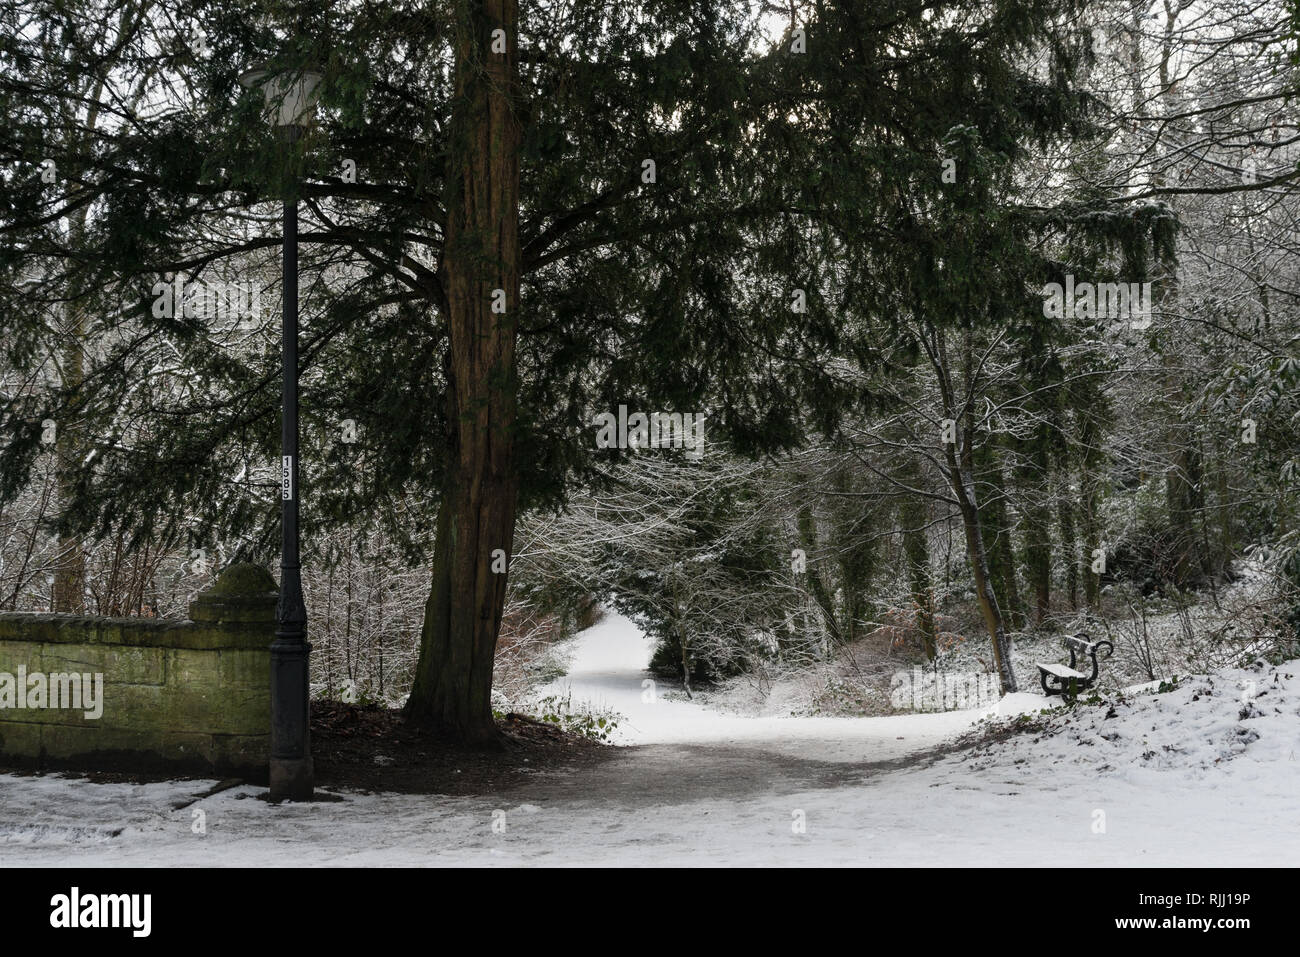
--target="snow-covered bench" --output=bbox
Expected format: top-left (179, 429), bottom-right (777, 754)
top-left (1036, 634), bottom-right (1113, 697)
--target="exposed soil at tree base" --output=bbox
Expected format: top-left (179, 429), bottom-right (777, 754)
top-left (311, 701), bottom-right (615, 796)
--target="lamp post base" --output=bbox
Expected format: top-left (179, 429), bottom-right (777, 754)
top-left (269, 632), bottom-right (312, 802)
top-left (270, 756), bottom-right (315, 802)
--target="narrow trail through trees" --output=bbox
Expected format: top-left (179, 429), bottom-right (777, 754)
top-left (522, 610), bottom-right (1028, 808)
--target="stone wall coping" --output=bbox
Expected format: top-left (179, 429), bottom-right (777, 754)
top-left (0, 562), bottom-right (279, 652)
top-left (0, 612), bottom-right (272, 650)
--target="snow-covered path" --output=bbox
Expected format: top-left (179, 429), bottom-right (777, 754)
top-left (1, 611), bottom-right (1297, 866)
top-left (535, 610), bottom-right (1035, 761)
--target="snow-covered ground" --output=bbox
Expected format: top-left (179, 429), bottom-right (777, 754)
top-left (1, 610), bottom-right (1296, 866)
top-left (530, 610), bottom-right (1043, 759)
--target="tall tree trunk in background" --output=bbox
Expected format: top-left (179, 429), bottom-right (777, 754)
top-left (1166, 438), bottom-right (1204, 586)
top-left (1021, 424), bottom-right (1053, 626)
top-left (405, 0), bottom-right (521, 746)
top-left (48, 13), bottom-right (125, 614)
top-left (1215, 455), bottom-right (1232, 574)
top-left (1147, 0), bottom-right (1202, 591)
top-left (975, 441), bottom-right (1024, 629)
top-left (671, 569), bottom-right (692, 698)
top-left (796, 502), bottom-right (843, 645)
top-left (1057, 489), bottom-right (1078, 610)
top-left (923, 323), bottom-right (1018, 693)
top-left (52, 308), bottom-right (86, 613)
top-left (833, 464), bottom-right (876, 645)
top-left (53, 201), bottom-right (89, 614)
top-left (948, 460), bottom-right (1018, 694)
top-left (1080, 413), bottom-right (1103, 608)
top-left (899, 488), bottom-right (937, 660)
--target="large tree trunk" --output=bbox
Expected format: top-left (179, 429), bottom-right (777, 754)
top-left (404, 0), bottom-right (521, 746)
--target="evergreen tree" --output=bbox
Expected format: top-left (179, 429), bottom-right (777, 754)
top-left (0, 0), bottom-right (1170, 730)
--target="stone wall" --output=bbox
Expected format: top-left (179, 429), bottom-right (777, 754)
top-left (0, 563), bottom-right (277, 779)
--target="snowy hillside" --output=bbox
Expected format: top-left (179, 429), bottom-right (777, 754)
top-left (961, 659), bottom-right (1299, 781)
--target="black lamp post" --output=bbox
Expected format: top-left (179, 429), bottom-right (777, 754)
top-left (239, 62), bottom-right (322, 802)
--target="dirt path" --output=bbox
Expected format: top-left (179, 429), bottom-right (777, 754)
top-left (494, 740), bottom-right (959, 808)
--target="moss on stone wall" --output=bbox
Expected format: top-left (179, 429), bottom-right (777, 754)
top-left (0, 563), bottom-right (276, 779)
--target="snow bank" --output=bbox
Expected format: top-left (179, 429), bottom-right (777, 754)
top-left (961, 658), bottom-right (1300, 783)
